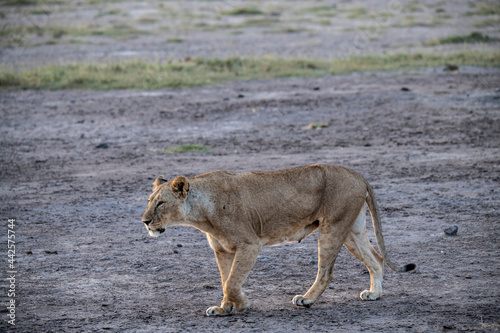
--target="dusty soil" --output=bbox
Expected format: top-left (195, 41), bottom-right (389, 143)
top-left (1, 70), bottom-right (500, 332)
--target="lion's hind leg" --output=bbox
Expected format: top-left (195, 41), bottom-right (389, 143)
top-left (343, 206), bottom-right (384, 301)
top-left (292, 219), bottom-right (349, 308)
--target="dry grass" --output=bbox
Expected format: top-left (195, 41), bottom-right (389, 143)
top-left (1, 52), bottom-right (499, 90)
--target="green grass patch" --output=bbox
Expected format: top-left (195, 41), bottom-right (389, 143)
top-left (166, 38), bottom-right (183, 43)
top-left (29, 9), bottom-right (51, 15)
top-left (426, 32), bottom-right (499, 46)
top-left (435, 14), bottom-right (452, 20)
top-left (94, 9), bottom-right (121, 18)
top-left (465, 3), bottom-right (500, 16)
top-left (158, 144), bottom-right (211, 154)
top-left (403, 1), bottom-right (423, 13)
top-left (86, 0), bottom-right (135, 4)
top-left (0, 24), bottom-right (149, 43)
top-left (84, 24), bottom-right (149, 39)
top-left (223, 7), bottom-right (264, 16)
top-left (474, 18), bottom-right (500, 27)
top-left (2, 0), bottom-right (60, 5)
top-left (136, 16), bottom-right (158, 24)
top-left (239, 18), bottom-right (279, 28)
top-left (393, 15), bottom-right (444, 28)
top-left (296, 5), bottom-right (336, 14)
top-left (263, 27), bottom-right (306, 34)
top-left (345, 7), bottom-right (369, 19)
top-left (2, 0), bottom-right (38, 5)
top-left (1, 52), bottom-right (499, 90)
top-left (68, 39), bottom-right (92, 45)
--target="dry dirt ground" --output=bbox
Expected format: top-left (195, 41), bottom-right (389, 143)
top-left (1, 70), bottom-right (500, 332)
top-left (1, 0), bottom-right (500, 332)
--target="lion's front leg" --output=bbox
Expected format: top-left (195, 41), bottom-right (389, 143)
top-left (206, 242), bottom-right (261, 316)
top-left (206, 249), bottom-right (236, 316)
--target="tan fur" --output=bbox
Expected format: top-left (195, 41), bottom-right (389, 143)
top-left (141, 164), bottom-right (415, 316)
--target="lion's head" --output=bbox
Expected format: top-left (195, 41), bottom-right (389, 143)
top-left (141, 175), bottom-right (189, 237)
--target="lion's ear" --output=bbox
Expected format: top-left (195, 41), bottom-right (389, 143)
top-left (171, 176), bottom-right (189, 199)
top-left (153, 175), bottom-right (167, 190)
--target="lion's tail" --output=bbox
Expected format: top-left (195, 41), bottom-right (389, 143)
top-left (365, 181), bottom-right (416, 273)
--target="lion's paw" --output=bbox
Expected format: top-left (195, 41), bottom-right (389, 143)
top-left (360, 290), bottom-right (380, 301)
top-left (292, 295), bottom-right (314, 308)
top-left (206, 305), bottom-right (233, 317)
top-left (233, 293), bottom-right (248, 312)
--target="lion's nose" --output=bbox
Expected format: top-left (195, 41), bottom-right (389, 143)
top-left (143, 220), bottom-right (152, 226)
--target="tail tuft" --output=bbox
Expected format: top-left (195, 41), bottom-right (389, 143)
top-left (403, 263), bottom-right (416, 272)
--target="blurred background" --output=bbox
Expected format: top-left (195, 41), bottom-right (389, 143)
top-left (1, 0), bottom-right (499, 82)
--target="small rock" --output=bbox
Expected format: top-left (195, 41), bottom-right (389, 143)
top-left (177, 244), bottom-right (183, 247)
top-left (303, 122), bottom-right (328, 130)
top-left (444, 225), bottom-right (458, 236)
top-left (313, 87), bottom-right (320, 91)
top-left (95, 143), bottom-right (109, 149)
top-left (444, 64), bottom-right (459, 72)
top-left (364, 143), bottom-right (372, 147)
top-left (45, 250), bottom-right (58, 255)
top-left (237, 94), bottom-right (245, 98)
top-left (203, 284), bottom-right (216, 289)
top-left (401, 87), bottom-right (410, 92)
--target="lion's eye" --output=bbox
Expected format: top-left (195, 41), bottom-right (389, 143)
top-left (156, 201), bottom-right (165, 209)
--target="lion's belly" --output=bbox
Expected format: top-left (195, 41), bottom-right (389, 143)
top-left (260, 220), bottom-right (320, 247)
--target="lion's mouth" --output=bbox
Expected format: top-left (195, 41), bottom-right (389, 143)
top-left (147, 227), bottom-right (165, 238)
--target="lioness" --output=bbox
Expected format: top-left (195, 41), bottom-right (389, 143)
top-left (142, 164), bottom-right (415, 316)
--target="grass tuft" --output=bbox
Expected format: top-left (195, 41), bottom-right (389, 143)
top-left (346, 7), bottom-right (369, 19)
top-left (166, 38), bottom-right (183, 43)
top-left (1, 52), bottom-right (499, 90)
top-left (2, 0), bottom-right (38, 5)
top-left (297, 6), bottom-right (336, 14)
top-left (159, 144), bottom-right (211, 154)
top-left (465, 3), bottom-right (500, 16)
top-left (223, 7), bottom-right (264, 16)
top-left (426, 32), bottom-right (499, 46)
top-left (474, 18), bottom-right (500, 27)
